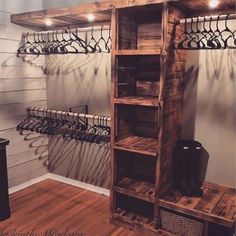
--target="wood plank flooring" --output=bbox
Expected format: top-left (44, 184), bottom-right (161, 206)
top-left (0, 179), bottom-right (135, 236)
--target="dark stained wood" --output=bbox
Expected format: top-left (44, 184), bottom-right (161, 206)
top-left (203, 181), bottom-right (236, 194)
top-left (114, 135), bottom-right (158, 157)
top-left (11, 0), bottom-right (129, 29)
top-left (138, 22), bottom-right (162, 50)
top-left (110, 8), bottom-right (118, 215)
top-left (114, 96), bottom-right (160, 107)
top-left (111, 212), bottom-right (175, 236)
top-left (160, 185), bottom-right (236, 228)
top-left (11, 0), bottom-right (236, 29)
top-left (115, 177), bottom-right (155, 202)
top-left (174, 0), bottom-right (236, 16)
top-left (158, 6), bottom-right (185, 201)
top-left (118, 11), bottom-right (137, 50)
top-left (111, 2), bottom-right (187, 233)
top-left (128, 0), bottom-right (178, 7)
top-left (212, 193), bottom-right (236, 221)
top-left (112, 208), bottom-right (155, 231)
top-left (118, 4), bottom-right (163, 51)
top-left (194, 189), bottom-right (224, 214)
top-left (116, 55), bottom-right (160, 98)
top-left (114, 49), bottom-right (162, 55)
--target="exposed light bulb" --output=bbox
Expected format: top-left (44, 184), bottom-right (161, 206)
top-left (209, 0), bottom-right (219, 9)
top-left (45, 18), bottom-right (53, 26)
top-left (87, 13), bottom-right (95, 22)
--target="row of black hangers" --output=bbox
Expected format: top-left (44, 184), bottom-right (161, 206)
top-left (177, 14), bottom-right (236, 50)
top-left (17, 25), bottom-right (112, 56)
top-left (17, 108), bottom-right (110, 144)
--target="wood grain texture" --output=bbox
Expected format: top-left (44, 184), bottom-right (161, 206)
top-left (114, 49), bottom-right (161, 55)
top-left (11, 0), bottom-right (129, 29)
top-left (114, 135), bottom-right (158, 157)
top-left (160, 185), bottom-right (236, 228)
top-left (115, 177), bottom-right (155, 202)
top-left (114, 96), bottom-right (160, 107)
top-left (0, 179), bottom-right (137, 235)
top-left (111, 2), bottom-right (186, 233)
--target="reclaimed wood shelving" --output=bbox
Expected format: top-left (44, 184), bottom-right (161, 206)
top-left (160, 183), bottom-right (236, 228)
top-left (114, 135), bottom-right (158, 156)
top-left (114, 96), bottom-right (160, 107)
top-left (115, 177), bottom-right (155, 202)
top-left (113, 208), bottom-right (155, 230)
top-left (114, 49), bottom-right (162, 55)
top-left (110, 1), bottom-right (177, 233)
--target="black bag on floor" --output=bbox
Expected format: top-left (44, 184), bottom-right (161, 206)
top-left (173, 140), bottom-right (203, 197)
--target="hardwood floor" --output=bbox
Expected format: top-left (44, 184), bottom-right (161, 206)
top-left (0, 179), bottom-right (135, 236)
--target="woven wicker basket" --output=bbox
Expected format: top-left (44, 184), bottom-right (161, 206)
top-left (160, 210), bottom-right (204, 236)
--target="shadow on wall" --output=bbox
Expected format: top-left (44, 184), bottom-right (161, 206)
top-left (182, 46), bottom-right (236, 186)
top-left (181, 62), bottom-right (200, 139)
top-left (2, 34), bottom-right (46, 71)
top-left (205, 47), bottom-right (236, 81)
top-left (47, 136), bottom-right (110, 189)
top-left (198, 49), bottom-right (236, 131)
top-left (44, 52), bottom-right (111, 77)
top-left (18, 130), bottom-right (49, 161)
top-left (181, 48), bottom-right (205, 182)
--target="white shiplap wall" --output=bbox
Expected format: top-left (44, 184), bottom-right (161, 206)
top-left (0, 1), bottom-right (48, 188)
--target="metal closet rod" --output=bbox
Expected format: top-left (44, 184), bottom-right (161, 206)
top-left (22, 25), bottom-right (111, 37)
top-left (27, 107), bottom-right (111, 121)
top-left (178, 13), bottom-right (236, 24)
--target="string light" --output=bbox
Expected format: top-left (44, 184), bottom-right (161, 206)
top-left (209, 0), bottom-right (219, 9)
top-left (87, 13), bottom-right (95, 22)
top-left (45, 18), bottom-right (53, 26)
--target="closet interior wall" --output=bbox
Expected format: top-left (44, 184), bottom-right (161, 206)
top-left (182, 19), bottom-right (236, 188)
top-left (0, 0), bottom-right (48, 188)
top-left (46, 30), bottom-right (111, 188)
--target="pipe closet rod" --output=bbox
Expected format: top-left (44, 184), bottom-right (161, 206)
top-left (22, 25), bottom-right (111, 37)
top-left (178, 13), bottom-right (236, 24)
top-left (27, 107), bottom-right (111, 121)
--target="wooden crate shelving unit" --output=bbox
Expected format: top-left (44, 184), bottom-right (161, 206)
top-left (110, 3), bottom-right (186, 234)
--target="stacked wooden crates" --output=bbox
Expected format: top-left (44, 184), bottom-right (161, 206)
top-left (110, 2), bottom-right (186, 234)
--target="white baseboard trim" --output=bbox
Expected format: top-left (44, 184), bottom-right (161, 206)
top-left (9, 173), bottom-right (110, 197)
top-left (9, 174), bottom-right (50, 194)
top-left (47, 173), bottom-right (110, 196)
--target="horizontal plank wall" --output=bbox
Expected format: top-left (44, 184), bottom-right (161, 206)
top-left (0, 0), bottom-right (48, 188)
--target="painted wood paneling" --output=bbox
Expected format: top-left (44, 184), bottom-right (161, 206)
top-left (0, 1), bottom-right (42, 13)
top-left (0, 25), bottom-right (24, 40)
top-left (8, 166), bottom-right (47, 188)
top-left (0, 89), bottom-right (46, 105)
top-left (0, 129), bottom-right (47, 157)
top-left (0, 77), bottom-right (46, 92)
top-left (0, 39), bottom-right (21, 53)
top-left (0, 11), bottom-right (14, 25)
top-left (0, 54), bottom-right (46, 78)
top-left (0, 100), bottom-right (46, 119)
top-left (7, 147), bottom-right (48, 168)
top-left (0, 1), bottom-right (47, 188)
